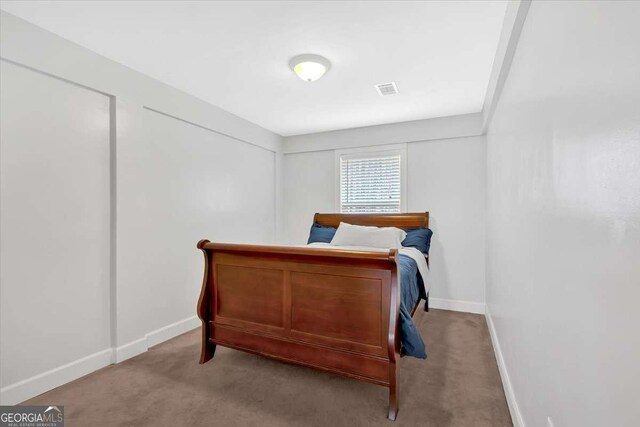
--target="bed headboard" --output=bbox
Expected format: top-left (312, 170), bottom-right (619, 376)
top-left (313, 212), bottom-right (429, 229)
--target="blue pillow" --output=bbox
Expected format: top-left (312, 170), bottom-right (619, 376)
top-left (307, 224), bottom-right (337, 244)
top-left (402, 228), bottom-right (433, 254)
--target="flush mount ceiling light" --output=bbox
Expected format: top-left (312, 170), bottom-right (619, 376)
top-left (289, 54), bottom-right (331, 82)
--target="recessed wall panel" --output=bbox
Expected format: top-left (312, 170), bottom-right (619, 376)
top-left (0, 60), bottom-right (111, 387)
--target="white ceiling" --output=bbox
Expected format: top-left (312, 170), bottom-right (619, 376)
top-left (0, 1), bottom-right (508, 136)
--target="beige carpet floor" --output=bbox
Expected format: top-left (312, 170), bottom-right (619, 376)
top-left (23, 308), bottom-right (512, 426)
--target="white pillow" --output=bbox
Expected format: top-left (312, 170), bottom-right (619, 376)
top-left (330, 222), bottom-right (407, 249)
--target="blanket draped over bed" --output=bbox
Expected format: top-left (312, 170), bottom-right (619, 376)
top-left (398, 254), bottom-right (427, 358)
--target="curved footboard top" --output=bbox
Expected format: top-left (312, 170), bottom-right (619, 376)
top-left (197, 240), bottom-right (398, 262)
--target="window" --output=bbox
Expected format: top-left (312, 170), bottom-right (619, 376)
top-left (336, 146), bottom-right (406, 213)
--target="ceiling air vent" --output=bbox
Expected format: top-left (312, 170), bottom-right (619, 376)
top-left (375, 81), bottom-right (399, 96)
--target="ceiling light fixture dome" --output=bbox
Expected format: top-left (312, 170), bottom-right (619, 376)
top-left (289, 54), bottom-right (330, 82)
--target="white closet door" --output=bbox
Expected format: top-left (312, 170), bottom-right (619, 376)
top-left (0, 61), bottom-right (111, 389)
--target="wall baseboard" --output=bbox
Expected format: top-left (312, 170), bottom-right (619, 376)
top-left (1, 316), bottom-right (201, 405)
top-left (115, 316), bottom-right (200, 362)
top-left (0, 348), bottom-right (113, 406)
top-left (146, 316), bottom-right (200, 349)
top-left (485, 306), bottom-right (525, 427)
top-left (430, 297), bottom-right (486, 314)
top-left (114, 337), bottom-right (147, 363)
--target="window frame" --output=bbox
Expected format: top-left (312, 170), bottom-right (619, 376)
top-left (334, 143), bottom-right (408, 214)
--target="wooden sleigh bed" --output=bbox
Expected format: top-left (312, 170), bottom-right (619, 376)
top-left (196, 212), bottom-right (430, 421)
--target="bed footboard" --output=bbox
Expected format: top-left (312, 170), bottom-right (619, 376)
top-left (196, 240), bottom-right (402, 420)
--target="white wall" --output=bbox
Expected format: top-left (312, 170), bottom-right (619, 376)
top-left (408, 137), bottom-right (486, 304)
top-left (281, 135), bottom-right (486, 310)
top-left (0, 60), bottom-right (112, 388)
top-left (0, 11), bottom-right (281, 404)
top-left (116, 107), bottom-right (275, 347)
top-left (485, 2), bottom-right (640, 426)
top-left (283, 113), bottom-right (483, 153)
top-left (282, 150), bottom-right (336, 244)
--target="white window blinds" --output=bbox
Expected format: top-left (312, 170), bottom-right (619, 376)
top-left (339, 153), bottom-right (402, 213)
